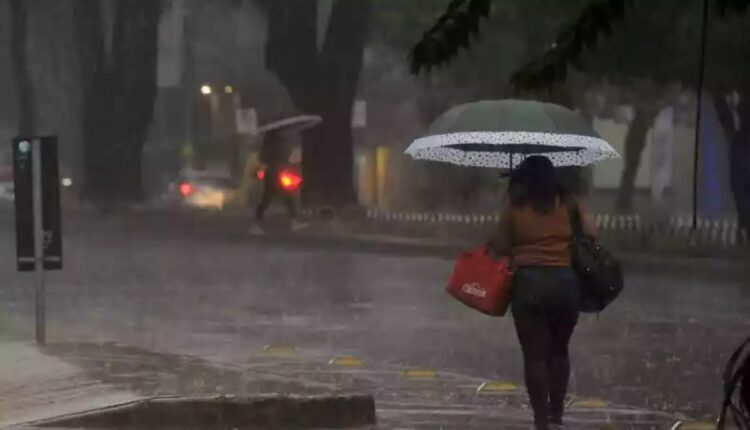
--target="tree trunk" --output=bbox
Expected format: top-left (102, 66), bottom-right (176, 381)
top-left (616, 107), bottom-right (657, 212)
top-left (714, 92), bottom-right (750, 234)
top-left (9, 0), bottom-right (35, 135)
top-left (302, 106), bottom-right (356, 206)
top-left (75, 0), bottom-right (161, 206)
top-left (264, 0), bottom-right (371, 209)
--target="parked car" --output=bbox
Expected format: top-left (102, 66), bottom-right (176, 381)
top-left (173, 169), bottom-right (235, 210)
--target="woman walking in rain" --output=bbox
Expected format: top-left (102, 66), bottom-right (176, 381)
top-left (492, 156), bottom-right (597, 430)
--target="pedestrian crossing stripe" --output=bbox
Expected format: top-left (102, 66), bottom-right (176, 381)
top-left (263, 345), bottom-right (296, 355)
top-left (476, 381), bottom-right (518, 393)
top-left (329, 357), bottom-right (365, 368)
top-left (571, 398), bottom-right (608, 408)
top-left (402, 369), bottom-right (437, 379)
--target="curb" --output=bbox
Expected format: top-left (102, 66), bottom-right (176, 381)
top-left (29, 394), bottom-right (376, 429)
top-left (257, 231), bottom-right (750, 276)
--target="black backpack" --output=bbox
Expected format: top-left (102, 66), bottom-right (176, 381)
top-left (566, 201), bottom-right (624, 313)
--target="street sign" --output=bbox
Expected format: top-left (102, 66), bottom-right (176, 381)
top-left (13, 136), bottom-right (62, 271)
top-left (352, 100), bottom-right (367, 129)
top-left (12, 136), bottom-right (61, 344)
top-left (236, 108), bottom-right (258, 135)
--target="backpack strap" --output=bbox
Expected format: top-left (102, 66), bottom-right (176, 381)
top-left (566, 199), bottom-right (586, 240)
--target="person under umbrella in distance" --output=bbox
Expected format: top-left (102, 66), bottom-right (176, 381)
top-left (250, 114), bottom-right (320, 234)
top-left (249, 130), bottom-right (305, 234)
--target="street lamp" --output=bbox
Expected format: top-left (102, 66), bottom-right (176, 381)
top-left (200, 84), bottom-right (212, 95)
top-left (224, 85), bottom-right (234, 94)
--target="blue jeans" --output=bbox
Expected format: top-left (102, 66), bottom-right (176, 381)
top-left (511, 266), bottom-right (581, 429)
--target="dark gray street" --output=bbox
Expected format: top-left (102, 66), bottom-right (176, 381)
top-left (1, 209), bottom-right (748, 428)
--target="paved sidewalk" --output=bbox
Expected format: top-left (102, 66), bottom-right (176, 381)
top-left (0, 343), bottom-right (139, 428)
top-left (1, 342), bottom-right (374, 429)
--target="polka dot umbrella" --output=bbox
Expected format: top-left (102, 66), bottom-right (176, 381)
top-left (405, 99), bottom-right (619, 169)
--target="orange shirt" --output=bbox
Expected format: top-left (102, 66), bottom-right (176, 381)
top-left (492, 200), bottom-right (597, 267)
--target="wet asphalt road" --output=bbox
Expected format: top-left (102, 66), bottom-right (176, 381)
top-left (1, 209), bottom-right (748, 427)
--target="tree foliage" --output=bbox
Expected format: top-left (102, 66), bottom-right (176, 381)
top-left (410, 0), bottom-right (750, 226)
top-left (408, 0), bottom-right (491, 74)
top-left (410, 0), bottom-right (750, 87)
top-left (380, 0), bottom-right (593, 109)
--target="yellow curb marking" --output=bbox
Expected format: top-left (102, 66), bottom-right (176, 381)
top-left (329, 357), bottom-right (365, 368)
top-left (263, 345), bottom-right (296, 355)
top-left (571, 398), bottom-right (608, 408)
top-left (477, 381), bottom-right (518, 393)
top-left (402, 369), bottom-right (437, 379)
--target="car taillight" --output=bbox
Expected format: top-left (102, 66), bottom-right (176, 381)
top-left (179, 183), bottom-right (194, 196)
top-left (279, 170), bottom-right (302, 191)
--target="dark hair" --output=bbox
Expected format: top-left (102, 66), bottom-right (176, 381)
top-left (508, 156), bottom-right (566, 214)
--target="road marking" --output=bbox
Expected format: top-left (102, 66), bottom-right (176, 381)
top-left (678, 422), bottom-right (715, 430)
top-left (476, 381), bottom-right (518, 393)
top-left (402, 369), bottom-right (437, 379)
top-left (347, 302), bottom-right (374, 309)
top-left (329, 357), bottom-right (365, 368)
top-left (263, 345), bottom-right (295, 356)
top-left (570, 398), bottom-right (608, 408)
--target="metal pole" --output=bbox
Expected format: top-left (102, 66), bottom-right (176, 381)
top-left (183, 0), bottom-right (195, 167)
top-left (232, 92), bottom-right (241, 134)
top-left (692, 0), bottom-right (710, 230)
top-left (31, 138), bottom-right (46, 344)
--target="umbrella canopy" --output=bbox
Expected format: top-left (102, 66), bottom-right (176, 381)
top-left (405, 99), bottom-right (619, 168)
top-left (257, 115), bottom-right (322, 135)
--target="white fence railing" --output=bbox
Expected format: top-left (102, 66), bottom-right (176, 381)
top-left (362, 209), bottom-right (747, 249)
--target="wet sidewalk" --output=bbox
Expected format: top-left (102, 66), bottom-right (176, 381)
top-left (0, 341), bottom-right (696, 429)
top-left (0, 343), bottom-right (139, 428)
top-left (0, 342), bottom-right (373, 429)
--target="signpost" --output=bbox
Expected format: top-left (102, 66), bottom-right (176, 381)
top-left (236, 107), bottom-right (257, 135)
top-left (12, 136), bottom-right (63, 344)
